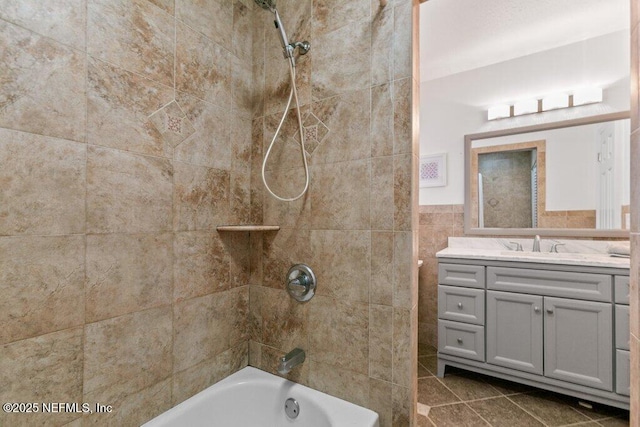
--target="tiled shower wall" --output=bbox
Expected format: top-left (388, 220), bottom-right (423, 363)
top-left (0, 0), bottom-right (419, 426)
top-left (630, 1), bottom-right (640, 424)
top-left (247, 0), bottom-right (419, 425)
top-left (0, 0), bottom-right (254, 425)
top-left (417, 205), bottom-right (464, 346)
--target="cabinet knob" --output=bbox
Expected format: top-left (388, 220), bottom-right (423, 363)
top-left (546, 308), bottom-right (554, 314)
top-left (457, 338), bottom-right (463, 344)
top-left (534, 306), bottom-right (541, 313)
top-left (457, 302), bottom-right (463, 309)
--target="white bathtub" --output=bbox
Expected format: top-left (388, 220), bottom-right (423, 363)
top-left (143, 367), bottom-right (379, 427)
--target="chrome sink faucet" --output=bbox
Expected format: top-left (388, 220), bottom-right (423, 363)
top-left (532, 235), bottom-right (541, 252)
top-left (277, 348), bottom-right (305, 374)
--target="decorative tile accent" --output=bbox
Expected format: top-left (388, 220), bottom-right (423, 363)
top-left (294, 112), bottom-right (330, 156)
top-left (148, 101), bottom-right (196, 149)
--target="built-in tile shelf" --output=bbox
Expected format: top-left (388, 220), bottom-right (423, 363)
top-left (216, 225), bottom-right (280, 232)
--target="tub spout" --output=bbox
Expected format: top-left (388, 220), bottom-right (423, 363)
top-left (277, 348), bottom-right (305, 374)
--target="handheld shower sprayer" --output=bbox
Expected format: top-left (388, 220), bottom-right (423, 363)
top-left (273, 9), bottom-right (293, 59)
top-left (255, 0), bottom-right (310, 63)
top-left (255, 0), bottom-right (312, 202)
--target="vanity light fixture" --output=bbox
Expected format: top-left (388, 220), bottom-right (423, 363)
top-left (542, 93), bottom-right (569, 111)
top-left (573, 87), bottom-right (603, 106)
top-left (513, 99), bottom-right (539, 116)
top-left (487, 104), bottom-right (511, 120)
top-left (487, 87), bottom-right (604, 120)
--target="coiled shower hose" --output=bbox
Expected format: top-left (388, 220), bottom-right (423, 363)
top-left (261, 57), bottom-right (310, 202)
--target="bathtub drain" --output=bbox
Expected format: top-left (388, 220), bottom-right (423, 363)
top-left (284, 398), bottom-right (300, 419)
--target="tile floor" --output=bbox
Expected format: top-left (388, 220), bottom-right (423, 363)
top-left (417, 345), bottom-right (630, 427)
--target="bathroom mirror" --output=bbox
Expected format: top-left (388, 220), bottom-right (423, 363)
top-left (420, 0), bottom-right (630, 238)
top-left (464, 112), bottom-right (631, 237)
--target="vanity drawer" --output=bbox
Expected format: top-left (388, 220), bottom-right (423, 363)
top-left (487, 267), bottom-right (612, 302)
top-left (616, 350), bottom-right (630, 396)
top-left (439, 263), bottom-right (485, 289)
top-left (615, 305), bottom-right (630, 350)
top-left (438, 285), bottom-right (485, 325)
top-left (614, 276), bottom-right (630, 304)
top-left (438, 320), bottom-right (485, 362)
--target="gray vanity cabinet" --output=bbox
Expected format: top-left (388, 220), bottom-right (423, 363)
top-left (486, 291), bottom-right (543, 375)
top-left (437, 259), bottom-right (630, 410)
top-left (543, 297), bottom-right (612, 391)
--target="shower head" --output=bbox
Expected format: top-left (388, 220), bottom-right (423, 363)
top-left (254, 0), bottom-right (276, 12)
top-left (255, 0), bottom-right (292, 60)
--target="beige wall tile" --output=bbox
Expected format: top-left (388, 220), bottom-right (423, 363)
top-left (176, 20), bottom-right (232, 108)
top-left (176, 0), bottom-right (232, 48)
top-left (232, 1), bottom-right (252, 61)
top-left (84, 307), bottom-right (172, 404)
top-left (393, 2), bottom-right (412, 80)
top-left (312, 18), bottom-right (371, 100)
top-left (0, 21), bottom-right (86, 143)
top-left (263, 167), bottom-right (312, 227)
top-left (371, 231), bottom-right (395, 305)
top-left (392, 307), bottom-right (412, 388)
top-left (309, 361), bottom-right (370, 408)
top-left (172, 343), bottom-right (248, 405)
top-left (417, 205), bottom-right (465, 347)
top-left (310, 159), bottom-right (371, 229)
top-left (393, 78), bottom-right (412, 155)
top-left (394, 231), bottom-right (413, 308)
top-left (148, 0), bottom-right (175, 14)
top-left (372, 156), bottom-right (395, 230)
top-left (0, 129), bottom-right (86, 235)
top-left (0, 0), bottom-right (86, 50)
top-left (86, 233), bottom-right (173, 323)
top-left (372, 84), bottom-right (394, 157)
top-left (309, 296), bottom-right (369, 375)
top-left (392, 384), bottom-right (411, 427)
top-left (174, 92), bottom-right (233, 170)
top-left (250, 118), bottom-right (265, 224)
top-left (312, 0), bottom-right (370, 36)
top-left (232, 54), bottom-right (254, 117)
top-left (369, 378), bottom-right (393, 427)
top-left (174, 162), bottom-right (230, 231)
top-left (87, 146), bottom-right (173, 233)
top-left (0, 328), bottom-right (83, 427)
top-left (251, 286), bottom-right (308, 350)
top-left (224, 231), bottom-right (251, 288)
top-left (311, 230), bottom-right (371, 303)
top-left (370, 304), bottom-right (393, 382)
top-left (173, 287), bottom-right (248, 373)
top-left (262, 106), bottom-right (311, 172)
top-left (262, 228), bottom-right (313, 288)
top-left (87, 58), bottom-right (175, 158)
top-left (174, 231), bottom-right (230, 301)
top-left (309, 89), bottom-right (371, 164)
top-left (371, 6), bottom-right (394, 86)
top-left (87, 0), bottom-right (174, 86)
top-left (394, 154), bottom-right (413, 231)
top-left (0, 236), bottom-right (84, 345)
top-left (83, 378), bottom-right (172, 426)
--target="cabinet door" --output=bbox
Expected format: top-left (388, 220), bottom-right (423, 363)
top-left (544, 297), bottom-right (613, 391)
top-left (486, 291), bottom-right (543, 375)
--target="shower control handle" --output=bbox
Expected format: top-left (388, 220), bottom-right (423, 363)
top-left (286, 264), bottom-right (316, 302)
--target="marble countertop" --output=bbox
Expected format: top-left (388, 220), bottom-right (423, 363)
top-left (436, 238), bottom-right (630, 269)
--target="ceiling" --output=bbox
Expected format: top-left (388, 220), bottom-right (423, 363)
top-left (419, 0), bottom-right (630, 83)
